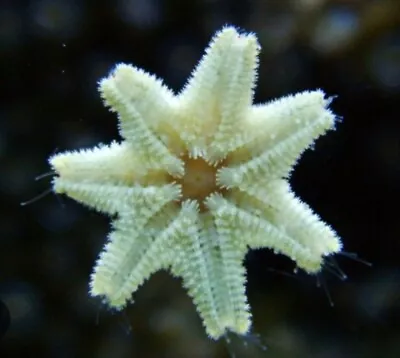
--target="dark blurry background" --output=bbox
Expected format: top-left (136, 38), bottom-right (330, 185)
top-left (1, 0), bottom-right (400, 357)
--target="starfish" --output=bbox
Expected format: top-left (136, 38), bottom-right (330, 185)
top-left (49, 26), bottom-right (341, 339)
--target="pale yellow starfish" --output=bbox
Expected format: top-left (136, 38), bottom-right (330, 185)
top-left (49, 26), bottom-right (341, 339)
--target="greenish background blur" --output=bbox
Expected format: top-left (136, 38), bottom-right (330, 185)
top-left (1, 0), bottom-right (399, 357)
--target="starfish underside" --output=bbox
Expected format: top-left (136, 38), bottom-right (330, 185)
top-left (50, 26), bottom-right (341, 339)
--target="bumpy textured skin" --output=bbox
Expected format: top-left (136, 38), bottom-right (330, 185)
top-left (49, 26), bottom-right (341, 339)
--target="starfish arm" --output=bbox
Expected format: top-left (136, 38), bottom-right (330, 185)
top-left (178, 26), bottom-right (260, 158)
top-left (217, 90), bottom-right (336, 189)
top-left (210, 208), bottom-right (252, 335)
top-left (206, 193), bottom-right (322, 273)
top-left (207, 30), bottom-right (260, 162)
top-left (170, 209), bottom-right (249, 339)
top-left (90, 202), bottom-right (185, 308)
top-left (50, 179), bottom-right (181, 216)
top-left (99, 64), bottom-right (184, 176)
top-left (170, 213), bottom-right (221, 339)
top-left (50, 141), bottom-right (149, 187)
top-left (90, 224), bottom-right (158, 308)
top-left (260, 180), bottom-right (342, 271)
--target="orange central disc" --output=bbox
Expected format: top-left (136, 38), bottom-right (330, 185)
top-left (181, 156), bottom-right (219, 200)
top-left (173, 155), bottom-right (226, 211)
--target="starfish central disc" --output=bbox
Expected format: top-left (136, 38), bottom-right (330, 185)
top-left (175, 155), bottom-right (225, 210)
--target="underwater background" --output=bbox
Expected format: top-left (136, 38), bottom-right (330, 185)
top-left (1, 0), bottom-right (399, 357)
